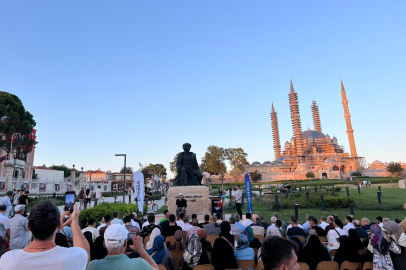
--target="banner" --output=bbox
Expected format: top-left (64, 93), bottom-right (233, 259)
top-left (244, 174), bottom-right (253, 214)
top-left (134, 171), bottom-right (144, 213)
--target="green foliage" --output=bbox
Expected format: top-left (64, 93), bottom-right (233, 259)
top-left (0, 91), bottom-right (36, 154)
top-left (224, 148), bottom-right (248, 171)
top-left (120, 166), bottom-right (134, 174)
top-left (51, 164), bottom-right (74, 177)
top-left (139, 163), bottom-right (167, 180)
top-left (351, 171), bottom-right (362, 177)
top-left (169, 153), bottom-right (179, 175)
top-left (79, 202), bottom-right (146, 222)
top-left (324, 196), bottom-right (355, 208)
top-left (386, 162), bottom-right (404, 177)
top-left (306, 171), bottom-right (315, 179)
top-left (249, 170), bottom-right (262, 182)
top-left (201, 145), bottom-right (227, 175)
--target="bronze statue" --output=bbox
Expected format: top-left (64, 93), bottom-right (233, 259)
top-left (173, 143), bottom-right (202, 186)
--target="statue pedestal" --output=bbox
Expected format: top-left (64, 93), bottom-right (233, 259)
top-left (398, 180), bottom-right (406, 189)
top-left (167, 186), bottom-right (210, 219)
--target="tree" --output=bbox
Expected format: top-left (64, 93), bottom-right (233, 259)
top-left (387, 162), bottom-right (403, 177)
top-left (203, 145), bottom-right (227, 175)
top-left (249, 170), bottom-right (262, 182)
top-left (169, 153), bottom-right (179, 176)
top-left (139, 163), bottom-right (167, 180)
top-left (229, 167), bottom-right (244, 181)
top-left (225, 147), bottom-right (248, 180)
top-left (51, 165), bottom-right (72, 177)
top-left (351, 171), bottom-right (362, 177)
top-left (306, 171), bottom-right (315, 179)
top-left (0, 91), bottom-right (36, 155)
top-left (120, 166), bottom-right (134, 174)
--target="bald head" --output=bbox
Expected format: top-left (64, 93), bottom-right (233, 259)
top-left (354, 220), bottom-right (361, 228)
top-left (252, 214), bottom-right (259, 222)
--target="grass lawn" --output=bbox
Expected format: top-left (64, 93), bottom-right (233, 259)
top-left (224, 185), bottom-right (406, 224)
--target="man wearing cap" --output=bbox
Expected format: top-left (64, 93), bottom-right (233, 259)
top-left (0, 190), bottom-right (13, 218)
top-left (87, 224), bottom-right (158, 270)
top-left (175, 193), bottom-right (187, 220)
top-left (9, 205), bottom-right (29, 249)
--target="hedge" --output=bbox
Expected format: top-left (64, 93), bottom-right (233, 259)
top-left (79, 202), bottom-right (147, 223)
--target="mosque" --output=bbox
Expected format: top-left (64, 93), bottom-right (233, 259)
top-left (244, 79), bottom-right (365, 181)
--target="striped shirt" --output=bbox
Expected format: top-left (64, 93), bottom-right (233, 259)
top-left (9, 214), bottom-right (29, 249)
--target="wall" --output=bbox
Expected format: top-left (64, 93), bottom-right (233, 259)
top-left (35, 169), bottom-right (64, 182)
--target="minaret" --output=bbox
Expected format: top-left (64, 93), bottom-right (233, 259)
top-left (289, 79), bottom-right (304, 156)
top-left (341, 79), bottom-right (358, 158)
top-left (311, 100), bottom-right (322, 132)
top-left (270, 103), bottom-right (281, 159)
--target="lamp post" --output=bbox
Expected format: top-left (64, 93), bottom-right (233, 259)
top-left (115, 154), bottom-right (126, 203)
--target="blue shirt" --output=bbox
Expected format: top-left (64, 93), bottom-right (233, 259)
top-left (302, 221), bottom-right (310, 236)
top-left (355, 228), bottom-right (368, 239)
top-left (235, 222), bottom-right (245, 232)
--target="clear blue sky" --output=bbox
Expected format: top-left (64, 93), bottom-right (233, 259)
top-left (1, 1), bottom-right (405, 176)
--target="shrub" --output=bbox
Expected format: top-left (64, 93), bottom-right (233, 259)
top-left (79, 202), bottom-right (146, 223)
top-left (324, 196), bottom-right (355, 208)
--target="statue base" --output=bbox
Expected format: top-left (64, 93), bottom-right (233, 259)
top-left (167, 186), bottom-right (210, 219)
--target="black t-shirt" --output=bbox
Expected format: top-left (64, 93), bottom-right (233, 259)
top-left (287, 227), bottom-right (306, 237)
top-left (176, 199), bottom-right (187, 208)
top-left (199, 222), bottom-right (210, 228)
top-left (162, 225), bottom-right (182, 237)
top-left (19, 194), bottom-right (28, 205)
top-left (160, 220), bottom-right (170, 230)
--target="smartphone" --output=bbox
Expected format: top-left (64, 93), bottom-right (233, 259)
top-left (64, 191), bottom-right (76, 213)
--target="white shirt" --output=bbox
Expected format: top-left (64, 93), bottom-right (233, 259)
top-left (81, 227), bottom-right (99, 242)
top-left (343, 223), bottom-right (354, 234)
top-left (266, 224), bottom-right (276, 235)
top-left (234, 189), bottom-right (242, 203)
top-left (97, 223), bottom-right (106, 230)
top-left (176, 221), bottom-right (184, 227)
top-left (379, 223), bottom-right (384, 229)
top-left (111, 218), bottom-right (124, 225)
top-left (251, 225), bottom-right (265, 236)
top-left (241, 219), bottom-right (254, 228)
top-left (12, 194), bottom-right (20, 205)
top-left (287, 224), bottom-right (304, 230)
top-left (95, 188), bottom-right (102, 199)
top-left (327, 227), bottom-right (347, 241)
top-left (319, 222), bottom-right (329, 230)
top-left (131, 220), bottom-right (141, 232)
top-left (0, 246), bottom-right (88, 270)
top-left (181, 223), bottom-right (193, 232)
top-left (0, 196), bottom-right (11, 217)
top-left (0, 213), bottom-right (10, 238)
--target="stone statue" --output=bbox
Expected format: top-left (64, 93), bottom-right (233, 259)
top-left (173, 143), bottom-right (202, 186)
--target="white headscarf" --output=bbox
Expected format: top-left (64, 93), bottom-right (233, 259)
top-left (146, 228), bottom-right (161, 250)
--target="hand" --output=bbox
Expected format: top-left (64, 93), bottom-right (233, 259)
top-left (70, 204), bottom-right (80, 222)
top-left (403, 203), bottom-right (406, 210)
top-left (129, 234), bottom-right (144, 252)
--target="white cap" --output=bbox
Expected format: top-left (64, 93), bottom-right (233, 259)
top-left (179, 193), bottom-right (183, 196)
top-left (14, 205), bottom-right (26, 212)
top-left (104, 224), bottom-right (128, 244)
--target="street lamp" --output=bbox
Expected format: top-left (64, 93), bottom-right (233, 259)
top-left (115, 154), bottom-right (126, 203)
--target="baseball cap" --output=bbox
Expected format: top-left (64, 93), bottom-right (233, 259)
top-left (179, 193), bottom-right (183, 196)
top-left (104, 224), bottom-right (128, 244)
top-left (15, 205), bottom-right (26, 212)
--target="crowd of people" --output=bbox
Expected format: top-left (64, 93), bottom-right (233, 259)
top-left (0, 188), bottom-right (406, 270)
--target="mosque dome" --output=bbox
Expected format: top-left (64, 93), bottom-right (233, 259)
top-left (273, 160), bottom-right (283, 165)
top-left (301, 130), bottom-right (326, 139)
top-left (324, 158), bottom-right (338, 164)
top-left (296, 163), bottom-right (309, 172)
top-left (251, 161), bottom-right (261, 166)
top-left (370, 160), bottom-right (385, 169)
top-left (263, 161), bottom-right (272, 165)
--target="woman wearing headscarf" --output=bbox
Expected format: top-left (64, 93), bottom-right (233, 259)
top-left (304, 235), bottom-right (331, 270)
top-left (181, 234), bottom-right (203, 270)
top-left (368, 224), bottom-right (400, 270)
top-left (291, 237), bottom-right (307, 263)
top-left (147, 235), bottom-right (174, 270)
top-left (170, 230), bottom-right (186, 251)
top-left (234, 234), bottom-right (255, 261)
top-left (212, 221), bottom-right (238, 270)
top-left (334, 235), bottom-right (361, 266)
top-left (348, 229), bottom-right (365, 251)
top-left (146, 227), bottom-right (161, 250)
top-left (383, 221), bottom-right (405, 270)
top-left (398, 219), bottom-right (406, 248)
top-left (197, 229), bottom-right (212, 254)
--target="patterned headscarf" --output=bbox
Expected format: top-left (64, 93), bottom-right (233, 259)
top-left (183, 233), bottom-right (202, 269)
top-left (371, 224), bottom-right (383, 248)
top-left (383, 221), bottom-right (403, 241)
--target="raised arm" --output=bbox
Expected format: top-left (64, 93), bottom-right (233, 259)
top-left (70, 205), bottom-right (91, 263)
top-left (130, 234), bottom-right (158, 270)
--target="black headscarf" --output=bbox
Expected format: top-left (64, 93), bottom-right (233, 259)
top-left (334, 235), bottom-right (361, 266)
top-left (304, 235), bottom-right (331, 270)
top-left (220, 221), bottom-right (234, 244)
top-left (291, 237), bottom-right (307, 263)
top-left (348, 229), bottom-right (364, 250)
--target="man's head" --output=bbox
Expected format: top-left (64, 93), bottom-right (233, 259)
top-left (235, 214), bottom-right (241, 222)
top-left (216, 212), bottom-right (222, 220)
top-left (5, 190), bottom-right (13, 198)
top-left (123, 216), bottom-right (131, 225)
top-left (183, 142), bottom-right (191, 152)
top-left (271, 216), bottom-right (277, 224)
top-left (276, 220), bottom-right (282, 228)
top-left (179, 212), bottom-right (185, 220)
top-left (178, 193), bottom-right (183, 200)
top-left (236, 185), bottom-right (240, 190)
top-left (204, 214), bottom-right (210, 222)
top-left (0, 205), bottom-right (7, 214)
top-left (24, 191), bottom-right (29, 195)
top-left (327, 216), bottom-right (334, 224)
top-left (376, 216), bottom-right (383, 224)
top-left (104, 214), bottom-right (112, 225)
top-left (361, 218), bottom-right (370, 226)
top-left (88, 219), bottom-right (97, 228)
top-left (334, 219), bottom-right (344, 229)
top-left (345, 215), bottom-right (353, 224)
top-left (98, 186), bottom-right (101, 189)
top-left (354, 220), bottom-right (361, 228)
top-left (383, 217), bottom-right (389, 223)
top-left (81, 187), bottom-right (84, 191)
top-left (113, 212), bottom-right (118, 219)
top-left (28, 200), bottom-right (60, 241)
top-left (251, 214), bottom-right (258, 222)
top-left (310, 217), bottom-right (318, 227)
top-left (183, 216), bottom-right (189, 224)
top-left (104, 224), bottom-right (129, 253)
top-left (305, 214), bottom-right (312, 221)
top-left (192, 213), bottom-right (197, 219)
top-left (320, 216), bottom-right (326, 223)
top-left (14, 204), bottom-right (25, 215)
top-left (259, 215), bottom-right (265, 222)
top-left (333, 214), bottom-right (339, 220)
top-left (273, 213), bottom-right (279, 219)
top-left (261, 236), bottom-right (299, 270)
top-left (246, 213), bottom-right (252, 220)
top-left (229, 216), bottom-right (236, 224)
top-left (163, 210), bottom-right (169, 216)
top-left (210, 215), bottom-right (217, 223)
top-left (192, 218), bottom-right (199, 227)
top-left (255, 217), bottom-right (261, 225)
top-left (148, 213), bottom-right (155, 224)
top-left (166, 211), bottom-right (171, 219)
top-left (291, 218), bottom-right (298, 227)
top-left (132, 212), bottom-right (138, 220)
top-left (169, 214), bottom-right (176, 224)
